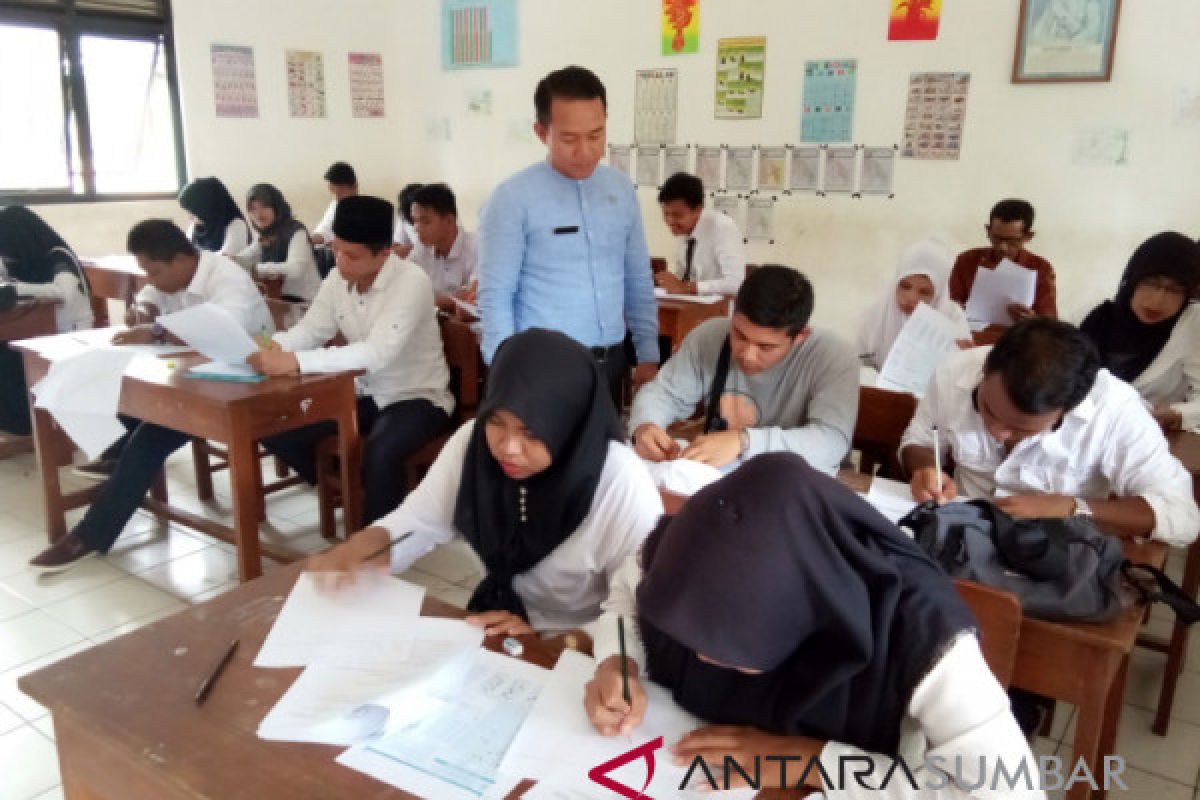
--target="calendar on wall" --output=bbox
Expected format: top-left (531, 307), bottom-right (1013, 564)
top-left (287, 49), bottom-right (327, 118)
top-left (211, 44), bottom-right (259, 118)
top-left (348, 53), bottom-right (385, 118)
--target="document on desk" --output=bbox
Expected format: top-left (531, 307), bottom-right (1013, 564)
top-left (964, 258), bottom-right (1037, 331)
top-left (31, 347), bottom-right (135, 460)
top-left (66, 326), bottom-right (192, 356)
top-left (653, 288), bottom-right (724, 304)
top-left (157, 303), bottom-right (258, 366)
top-left (186, 362), bottom-right (265, 383)
top-left (877, 303), bottom-right (962, 397)
top-left (337, 648), bottom-right (549, 800)
top-left (863, 476), bottom-right (920, 524)
top-left (255, 572), bottom-right (425, 668)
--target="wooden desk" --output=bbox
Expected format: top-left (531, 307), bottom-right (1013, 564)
top-left (657, 296), bottom-right (730, 350)
top-left (258, 274), bottom-right (285, 300)
top-left (0, 298), bottom-right (59, 342)
top-left (81, 256), bottom-right (147, 327)
top-left (14, 332), bottom-right (363, 581)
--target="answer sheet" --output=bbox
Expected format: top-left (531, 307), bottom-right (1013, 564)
top-left (31, 347), bottom-right (135, 459)
top-left (157, 302), bottom-right (259, 366)
top-left (877, 302), bottom-right (963, 397)
top-left (963, 258), bottom-right (1037, 331)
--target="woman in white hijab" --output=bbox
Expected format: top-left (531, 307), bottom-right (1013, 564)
top-left (857, 237), bottom-right (971, 371)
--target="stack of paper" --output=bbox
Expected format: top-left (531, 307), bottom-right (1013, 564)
top-left (964, 258), bottom-right (1037, 331)
top-left (31, 347), bottom-right (135, 459)
top-left (654, 288), bottom-right (725, 304)
top-left (156, 303), bottom-right (262, 380)
top-left (877, 302), bottom-right (964, 397)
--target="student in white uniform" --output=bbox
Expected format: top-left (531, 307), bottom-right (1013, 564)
top-left (237, 183), bottom-right (321, 302)
top-left (857, 236), bottom-right (971, 373)
top-left (1080, 232), bottom-right (1200, 433)
top-left (29, 220), bottom-right (273, 572)
top-left (901, 317), bottom-right (1200, 547)
top-left (177, 177), bottom-right (249, 257)
top-left (408, 183), bottom-right (479, 311)
top-left (310, 161), bottom-right (358, 246)
top-left (654, 172), bottom-right (745, 297)
top-left (0, 206), bottom-right (93, 435)
top-left (249, 196), bottom-right (454, 525)
top-left (305, 327), bottom-right (664, 636)
top-left (585, 454), bottom-right (1041, 800)
top-left (391, 182), bottom-right (422, 259)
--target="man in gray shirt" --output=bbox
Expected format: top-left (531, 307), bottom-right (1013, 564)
top-left (630, 265), bottom-right (858, 474)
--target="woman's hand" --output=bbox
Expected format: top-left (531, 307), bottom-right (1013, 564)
top-left (465, 610), bottom-right (534, 636)
top-left (305, 526), bottom-right (391, 592)
top-left (584, 655), bottom-right (647, 735)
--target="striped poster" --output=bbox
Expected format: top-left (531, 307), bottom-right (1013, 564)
top-left (453, 6), bottom-right (492, 65)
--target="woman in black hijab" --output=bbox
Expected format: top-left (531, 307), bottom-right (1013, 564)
top-left (585, 454), bottom-right (1037, 797)
top-left (1081, 232), bottom-right (1200, 432)
top-left (178, 177), bottom-right (247, 256)
top-left (238, 183), bottom-right (321, 302)
top-left (306, 328), bottom-right (663, 636)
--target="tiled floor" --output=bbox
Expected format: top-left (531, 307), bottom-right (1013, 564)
top-left (0, 449), bottom-right (1197, 799)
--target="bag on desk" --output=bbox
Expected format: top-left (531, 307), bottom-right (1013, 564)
top-left (899, 500), bottom-right (1200, 625)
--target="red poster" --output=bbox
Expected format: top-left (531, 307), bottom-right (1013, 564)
top-left (889, 0), bottom-right (942, 41)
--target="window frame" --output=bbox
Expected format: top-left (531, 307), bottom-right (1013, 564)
top-left (0, 0), bottom-right (186, 204)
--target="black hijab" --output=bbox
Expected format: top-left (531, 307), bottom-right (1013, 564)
top-left (452, 328), bottom-right (623, 618)
top-left (246, 183), bottom-right (308, 263)
top-left (1080, 232), bottom-right (1200, 383)
top-left (179, 177), bottom-right (244, 252)
top-left (0, 206), bottom-right (83, 285)
top-left (636, 453), bottom-right (976, 754)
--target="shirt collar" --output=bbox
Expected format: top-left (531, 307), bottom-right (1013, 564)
top-left (348, 254), bottom-right (400, 297)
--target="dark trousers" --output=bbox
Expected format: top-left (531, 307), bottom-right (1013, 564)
top-left (0, 344), bottom-right (31, 436)
top-left (262, 396), bottom-right (451, 525)
top-left (602, 340), bottom-right (634, 412)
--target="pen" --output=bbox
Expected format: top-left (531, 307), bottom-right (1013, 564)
top-left (932, 425), bottom-right (943, 505)
top-left (618, 616), bottom-right (631, 706)
top-left (194, 638), bottom-right (239, 706)
top-left (361, 531), bottom-right (414, 563)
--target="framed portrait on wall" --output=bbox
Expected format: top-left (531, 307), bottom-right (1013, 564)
top-left (1012, 0), bottom-right (1121, 83)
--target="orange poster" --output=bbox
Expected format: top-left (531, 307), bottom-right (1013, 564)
top-left (889, 0), bottom-right (942, 41)
top-left (662, 0), bottom-right (699, 55)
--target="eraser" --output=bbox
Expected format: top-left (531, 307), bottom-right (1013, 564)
top-left (502, 636), bottom-right (524, 657)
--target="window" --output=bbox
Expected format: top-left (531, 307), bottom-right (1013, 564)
top-left (0, 0), bottom-right (184, 202)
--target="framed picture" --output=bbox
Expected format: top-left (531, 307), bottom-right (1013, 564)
top-left (1012, 0), bottom-right (1121, 83)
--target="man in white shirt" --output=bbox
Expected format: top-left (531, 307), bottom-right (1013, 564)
top-left (654, 171), bottom-right (746, 298)
top-left (30, 220), bottom-right (274, 572)
top-left (408, 183), bottom-right (479, 312)
top-left (900, 318), bottom-right (1200, 547)
top-left (249, 196), bottom-right (454, 524)
top-left (310, 161), bottom-right (358, 246)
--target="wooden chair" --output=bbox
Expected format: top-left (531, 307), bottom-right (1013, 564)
top-left (852, 385), bottom-right (918, 480)
top-left (650, 257), bottom-right (668, 274)
top-left (954, 580), bottom-right (1023, 687)
top-left (1137, 539), bottom-right (1200, 735)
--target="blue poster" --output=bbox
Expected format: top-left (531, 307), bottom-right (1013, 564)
top-left (801, 59), bottom-right (857, 144)
top-left (441, 0), bottom-right (518, 70)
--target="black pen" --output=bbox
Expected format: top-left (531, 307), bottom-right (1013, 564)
top-left (194, 638), bottom-right (239, 706)
top-left (618, 616), bottom-right (631, 706)
top-left (361, 531), bottom-right (414, 563)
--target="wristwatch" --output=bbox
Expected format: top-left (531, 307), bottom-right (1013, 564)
top-left (151, 322), bottom-right (166, 344)
top-left (1072, 497), bottom-right (1093, 518)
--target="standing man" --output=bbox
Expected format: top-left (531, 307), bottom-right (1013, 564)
top-left (478, 65), bottom-right (659, 400)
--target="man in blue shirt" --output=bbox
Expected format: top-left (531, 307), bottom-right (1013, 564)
top-left (479, 65), bottom-right (660, 400)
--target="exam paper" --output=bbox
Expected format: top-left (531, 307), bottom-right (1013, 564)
top-left (31, 347), bottom-right (135, 460)
top-left (255, 572), bottom-right (425, 668)
top-left (863, 477), bottom-right (920, 524)
top-left (877, 303), bottom-right (962, 397)
top-left (964, 259), bottom-right (1037, 331)
top-left (157, 303), bottom-right (259, 366)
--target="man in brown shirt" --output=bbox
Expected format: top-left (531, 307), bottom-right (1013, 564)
top-left (948, 198), bottom-right (1058, 321)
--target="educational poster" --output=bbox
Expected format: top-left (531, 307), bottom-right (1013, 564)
top-left (662, 0), bottom-right (699, 55)
top-left (712, 194), bottom-right (742, 228)
top-left (901, 72), bottom-right (970, 160)
top-left (663, 145), bottom-right (690, 179)
top-left (860, 146), bottom-right (897, 196)
top-left (348, 53), bottom-right (385, 118)
top-left (695, 146), bottom-right (723, 191)
top-left (746, 196), bottom-right (775, 242)
top-left (715, 37), bottom-right (766, 119)
top-left (1072, 127), bottom-right (1129, 166)
top-left (607, 145), bottom-right (633, 180)
top-left (442, 0), bottom-right (518, 70)
top-left (823, 146), bottom-right (858, 194)
top-left (788, 146), bottom-right (821, 192)
top-left (634, 69), bottom-right (678, 145)
top-left (801, 59), bottom-right (857, 143)
top-left (757, 146), bottom-right (788, 191)
top-left (210, 44), bottom-right (258, 118)
top-left (725, 146), bottom-right (755, 191)
top-left (636, 145), bottom-right (662, 187)
top-left (286, 50), bottom-right (326, 118)
top-left (888, 0), bottom-right (942, 41)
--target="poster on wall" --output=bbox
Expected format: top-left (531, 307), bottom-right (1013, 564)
top-left (211, 44), bottom-right (258, 118)
top-left (712, 194), bottom-right (742, 227)
top-left (1072, 127), bottom-right (1129, 166)
top-left (695, 145), bottom-right (723, 192)
top-left (608, 145), bottom-right (634, 180)
top-left (348, 53), bottom-right (385, 118)
top-left (746, 196), bottom-right (775, 242)
top-left (663, 145), bottom-right (690, 179)
top-left (725, 147), bottom-right (755, 191)
top-left (635, 69), bottom-right (678, 145)
top-left (888, 0), bottom-right (942, 41)
top-left (860, 146), bottom-right (897, 195)
top-left (788, 146), bottom-right (821, 192)
top-left (442, 0), bottom-right (518, 70)
top-left (823, 146), bottom-right (858, 194)
top-left (286, 50), bottom-right (326, 118)
top-left (801, 59), bottom-right (857, 144)
top-left (662, 0), bottom-right (699, 55)
top-left (757, 146), bottom-right (788, 191)
top-left (1013, 0), bottom-right (1121, 83)
top-left (901, 72), bottom-right (970, 160)
top-left (636, 145), bottom-right (662, 187)
top-left (715, 37), bottom-right (766, 119)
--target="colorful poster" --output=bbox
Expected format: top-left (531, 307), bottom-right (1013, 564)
top-left (635, 69), bottom-right (678, 145)
top-left (286, 50), bottom-right (326, 118)
top-left (695, 146), bottom-right (723, 192)
top-left (901, 72), bottom-right (970, 160)
top-left (348, 52), bottom-right (384, 118)
top-left (801, 59), bottom-right (857, 144)
top-left (789, 146), bottom-right (821, 192)
top-left (442, 0), bottom-right (518, 70)
top-left (211, 44), bottom-right (258, 118)
top-left (715, 36), bottom-right (766, 119)
top-left (757, 146), bottom-right (787, 191)
top-left (663, 145), bottom-right (690, 179)
top-left (662, 0), bottom-right (699, 55)
top-left (888, 0), bottom-right (942, 41)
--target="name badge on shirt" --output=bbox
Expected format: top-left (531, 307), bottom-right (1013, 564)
top-left (553, 226), bottom-right (580, 235)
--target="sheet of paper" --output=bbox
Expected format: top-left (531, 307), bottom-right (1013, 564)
top-left (453, 297), bottom-right (481, 318)
top-left (31, 347), bottom-right (135, 460)
top-left (654, 291), bottom-right (724, 304)
top-left (337, 648), bottom-right (549, 800)
top-left (157, 302), bottom-right (260, 366)
top-left (65, 327), bottom-right (192, 356)
top-left (963, 258), bottom-right (1037, 331)
top-left (878, 303), bottom-right (963, 397)
top-left (255, 572), bottom-right (425, 668)
top-left (863, 477), bottom-right (919, 524)
top-left (186, 362), bottom-right (264, 382)
top-left (258, 617), bottom-right (484, 745)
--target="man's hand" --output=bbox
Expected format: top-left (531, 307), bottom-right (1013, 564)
top-left (1006, 303), bottom-right (1035, 322)
top-left (633, 423), bottom-right (680, 462)
top-left (654, 271), bottom-right (693, 294)
top-left (910, 466), bottom-right (958, 504)
top-left (994, 493), bottom-right (1076, 519)
top-left (124, 302), bottom-right (158, 327)
top-left (632, 363), bottom-right (658, 387)
top-left (584, 655), bottom-right (647, 736)
top-left (112, 325), bottom-right (155, 345)
top-left (681, 430), bottom-right (743, 468)
top-left (670, 725), bottom-right (824, 790)
top-left (1151, 405), bottom-right (1184, 433)
top-left (246, 348), bottom-right (299, 376)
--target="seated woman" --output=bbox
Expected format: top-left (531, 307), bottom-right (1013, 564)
top-left (237, 183), bottom-right (321, 302)
top-left (308, 328), bottom-right (663, 636)
top-left (0, 206), bottom-right (93, 435)
top-left (585, 453), bottom-right (1041, 799)
top-left (858, 237), bottom-right (971, 373)
top-left (178, 177), bottom-right (249, 257)
top-left (1081, 231), bottom-right (1200, 433)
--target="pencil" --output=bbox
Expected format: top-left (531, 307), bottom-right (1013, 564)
top-left (194, 638), bottom-right (239, 705)
top-left (361, 530), bottom-right (414, 563)
top-left (932, 425), bottom-right (943, 504)
top-left (618, 616), bottom-right (631, 706)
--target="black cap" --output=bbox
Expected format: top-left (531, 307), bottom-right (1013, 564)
top-left (332, 195), bottom-right (394, 244)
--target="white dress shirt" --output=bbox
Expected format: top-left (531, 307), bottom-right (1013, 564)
top-left (671, 208), bottom-right (746, 296)
top-left (1131, 303), bottom-right (1200, 431)
top-left (273, 254), bottom-right (453, 413)
top-left (135, 250), bottom-right (273, 335)
top-left (312, 199), bottom-right (337, 241)
top-left (237, 229), bottom-right (322, 302)
top-left (380, 420), bottom-right (664, 632)
top-left (409, 226), bottom-right (479, 297)
top-left (900, 347), bottom-right (1200, 547)
top-left (592, 557), bottom-right (1043, 800)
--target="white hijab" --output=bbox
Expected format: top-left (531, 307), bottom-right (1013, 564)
top-left (857, 237), bottom-right (970, 370)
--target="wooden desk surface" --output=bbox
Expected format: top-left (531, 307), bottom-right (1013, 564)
top-left (80, 254), bottom-right (145, 278)
top-left (0, 299), bottom-right (58, 343)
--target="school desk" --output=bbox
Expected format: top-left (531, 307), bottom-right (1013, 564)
top-left (657, 295), bottom-right (730, 351)
top-left (0, 299), bottom-right (58, 458)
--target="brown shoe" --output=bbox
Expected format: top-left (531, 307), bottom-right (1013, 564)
top-left (29, 533), bottom-right (96, 574)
